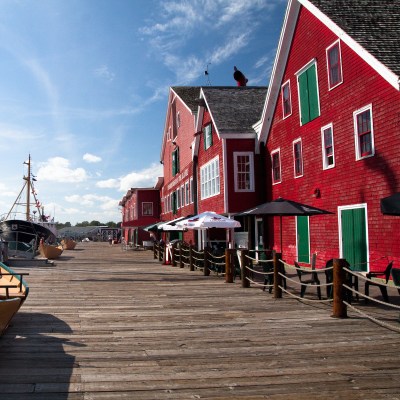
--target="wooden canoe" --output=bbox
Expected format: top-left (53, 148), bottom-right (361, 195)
top-left (0, 262), bottom-right (29, 336)
top-left (39, 242), bottom-right (63, 259)
top-left (61, 238), bottom-right (77, 250)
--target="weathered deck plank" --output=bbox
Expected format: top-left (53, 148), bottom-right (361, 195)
top-left (0, 242), bottom-right (399, 400)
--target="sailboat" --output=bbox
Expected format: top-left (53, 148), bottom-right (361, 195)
top-left (0, 155), bottom-right (57, 258)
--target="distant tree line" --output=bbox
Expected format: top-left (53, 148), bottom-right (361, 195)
top-left (55, 220), bottom-right (121, 230)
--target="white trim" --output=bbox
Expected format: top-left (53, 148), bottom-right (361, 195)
top-left (271, 148), bottom-right (282, 185)
top-left (233, 152), bottom-right (255, 192)
top-left (281, 79), bottom-right (292, 119)
top-left (353, 104), bottom-right (375, 160)
top-left (326, 39), bottom-right (343, 90)
top-left (200, 156), bottom-right (220, 200)
top-left (321, 123), bottom-right (335, 170)
top-left (338, 203), bottom-right (369, 265)
top-left (258, 0), bottom-right (301, 149)
top-left (299, 0), bottom-right (399, 91)
top-left (292, 138), bottom-right (303, 178)
top-left (223, 138), bottom-right (228, 212)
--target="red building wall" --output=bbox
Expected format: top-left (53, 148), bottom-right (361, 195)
top-left (197, 108), bottom-right (225, 214)
top-left (265, 5), bottom-right (400, 266)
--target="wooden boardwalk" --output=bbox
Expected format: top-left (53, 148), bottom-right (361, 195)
top-left (0, 242), bottom-right (399, 400)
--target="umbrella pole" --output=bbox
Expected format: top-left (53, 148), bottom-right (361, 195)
top-left (280, 215), bottom-right (283, 255)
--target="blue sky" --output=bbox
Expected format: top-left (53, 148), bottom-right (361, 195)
top-left (0, 0), bottom-right (287, 225)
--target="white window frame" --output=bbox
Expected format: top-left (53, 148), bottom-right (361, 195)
top-left (281, 79), bottom-right (292, 119)
top-left (326, 40), bottom-right (343, 90)
top-left (176, 111), bottom-right (181, 128)
top-left (321, 123), bottom-right (335, 170)
top-left (200, 156), bottom-right (220, 200)
top-left (293, 138), bottom-right (303, 178)
top-left (203, 124), bottom-right (212, 150)
top-left (354, 104), bottom-right (375, 160)
top-left (233, 152), bottom-right (255, 192)
top-left (142, 202), bottom-right (153, 216)
top-left (180, 185), bottom-right (184, 208)
top-left (185, 181), bottom-right (189, 206)
top-left (271, 148), bottom-right (282, 185)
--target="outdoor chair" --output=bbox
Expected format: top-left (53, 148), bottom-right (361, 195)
top-left (364, 261), bottom-right (393, 303)
top-left (294, 261), bottom-right (321, 300)
top-left (391, 268), bottom-right (400, 295)
top-left (261, 251), bottom-right (286, 293)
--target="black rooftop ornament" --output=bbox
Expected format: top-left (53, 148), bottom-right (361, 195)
top-left (233, 66), bottom-right (248, 86)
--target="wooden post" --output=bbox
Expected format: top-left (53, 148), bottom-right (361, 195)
top-left (332, 258), bottom-right (348, 318)
top-left (189, 244), bottom-right (194, 271)
top-left (273, 252), bottom-right (282, 299)
top-left (241, 249), bottom-right (250, 288)
top-left (203, 247), bottom-right (210, 276)
top-left (153, 242), bottom-right (157, 259)
top-left (179, 244), bottom-right (184, 268)
top-left (171, 243), bottom-right (176, 266)
top-left (225, 249), bottom-right (234, 283)
top-left (158, 243), bottom-right (163, 262)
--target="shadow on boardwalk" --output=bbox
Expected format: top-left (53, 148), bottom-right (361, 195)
top-left (0, 242), bottom-right (399, 400)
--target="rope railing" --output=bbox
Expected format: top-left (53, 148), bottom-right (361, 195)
top-left (154, 246), bottom-right (400, 332)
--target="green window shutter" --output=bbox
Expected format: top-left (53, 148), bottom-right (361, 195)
top-left (299, 63), bottom-right (320, 125)
top-left (176, 147), bottom-right (180, 173)
top-left (172, 192), bottom-right (177, 214)
top-left (298, 72), bottom-right (310, 124)
top-left (307, 64), bottom-right (319, 121)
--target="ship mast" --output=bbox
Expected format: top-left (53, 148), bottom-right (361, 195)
top-left (24, 155), bottom-right (31, 220)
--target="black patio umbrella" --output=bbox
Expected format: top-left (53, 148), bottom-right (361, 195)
top-left (380, 193), bottom-right (400, 216)
top-left (238, 197), bottom-right (334, 254)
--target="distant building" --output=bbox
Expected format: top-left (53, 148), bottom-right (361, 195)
top-left (119, 180), bottom-right (162, 246)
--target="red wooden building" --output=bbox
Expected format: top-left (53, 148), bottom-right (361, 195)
top-left (119, 181), bottom-right (162, 246)
top-left (257, 0), bottom-right (400, 271)
top-left (160, 86), bottom-right (267, 249)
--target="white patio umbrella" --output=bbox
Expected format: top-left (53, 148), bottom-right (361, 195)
top-left (176, 211), bottom-right (241, 229)
top-left (176, 211), bottom-right (240, 249)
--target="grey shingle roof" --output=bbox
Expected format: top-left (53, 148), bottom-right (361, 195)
top-left (308, 0), bottom-right (400, 77)
top-left (201, 86), bottom-right (268, 134)
top-left (171, 87), bottom-right (201, 113)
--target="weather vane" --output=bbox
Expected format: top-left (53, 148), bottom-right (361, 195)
top-left (204, 63), bottom-right (211, 86)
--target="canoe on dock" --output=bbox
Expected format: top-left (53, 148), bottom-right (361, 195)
top-left (61, 238), bottom-right (77, 250)
top-left (38, 242), bottom-right (63, 259)
top-left (0, 262), bottom-right (29, 336)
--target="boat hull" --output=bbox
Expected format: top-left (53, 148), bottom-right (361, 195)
top-left (0, 262), bottom-right (29, 336)
top-left (0, 219), bottom-right (55, 246)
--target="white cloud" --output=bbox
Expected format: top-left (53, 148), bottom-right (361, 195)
top-left (36, 157), bottom-right (88, 183)
top-left (83, 153), bottom-right (102, 163)
top-left (97, 163), bottom-right (163, 192)
top-left (94, 65), bottom-right (115, 82)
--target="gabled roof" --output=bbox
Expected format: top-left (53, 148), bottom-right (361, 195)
top-left (171, 87), bottom-right (202, 113)
top-left (258, 0), bottom-right (400, 146)
top-left (201, 86), bottom-right (268, 135)
top-left (160, 86), bottom-right (200, 161)
top-left (307, 0), bottom-right (400, 78)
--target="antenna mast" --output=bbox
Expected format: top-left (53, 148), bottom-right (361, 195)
top-left (204, 63), bottom-right (211, 86)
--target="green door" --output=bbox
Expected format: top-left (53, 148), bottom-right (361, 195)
top-left (296, 216), bottom-right (310, 263)
top-left (340, 207), bottom-right (368, 272)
